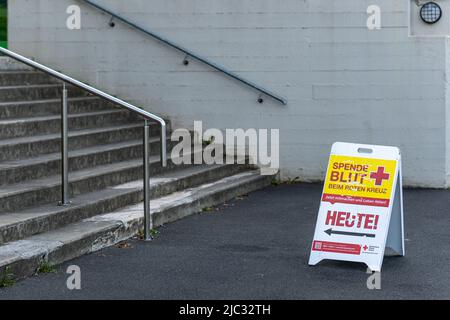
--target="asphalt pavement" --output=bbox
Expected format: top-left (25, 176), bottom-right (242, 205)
top-left (0, 183), bottom-right (449, 299)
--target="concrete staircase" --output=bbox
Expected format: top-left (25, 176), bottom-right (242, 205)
top-left (0, 57), bottom-right (273, 281)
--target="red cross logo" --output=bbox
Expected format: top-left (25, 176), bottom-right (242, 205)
top-left (370, 166), bottom-right (390, 186)
top-left (363, 245), bottom-right (368, 251)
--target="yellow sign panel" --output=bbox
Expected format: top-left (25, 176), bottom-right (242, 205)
top-left (323, 155), bottom-right (397, 203)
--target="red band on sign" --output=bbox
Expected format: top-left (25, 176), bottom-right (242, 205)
top-left (312, 240), bottom-right (361, 255)
top-left (322, 194), bottom-right (390, 207)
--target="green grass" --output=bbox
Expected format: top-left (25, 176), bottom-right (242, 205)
top-left (137, 228), bottom-right (159, 239)
top-left (0, 266), bottom-right (15, 288)
top-left (36, 261), bottom-right (57, 274)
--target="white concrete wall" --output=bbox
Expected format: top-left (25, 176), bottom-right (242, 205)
top-left (446, 37), bottom-right (450, 187)
top-left (7, 0), bottom-right (449, 187)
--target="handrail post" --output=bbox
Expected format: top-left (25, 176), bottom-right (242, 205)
top-left (143, 120), bottom-right (152, 240)
top-left (59, 83), bottom-right (71, 206)
top-left (160, 122), bottom-right (167, 167)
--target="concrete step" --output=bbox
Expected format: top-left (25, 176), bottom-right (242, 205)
top-left (0, 149), bottom-right (205, 214)
top-left (0, 109), bottom-right (140, 140)
top-left (0, 71), bottom-right (58, 86)
top-left (0, 123), bottom-right (151, 162)
top-left (0, 97), bottom-right (117, 119)
top-left (0, 136), bottom-right (172, 185)
top-left (0, 158), bottom-right (145, 213)
top-left (0, 138), bottom-right (148, 189)
top-left (0, 84), bottom-right (89, 102)
top-left (0, 169), bottom-right (271, 280)
top-left (0, 164), bottom-right (252, 244)
top-left (0, 57), bottom-right (33, 71)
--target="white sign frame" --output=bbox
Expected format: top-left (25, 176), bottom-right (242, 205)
top-left (308, 142), bottom-right (405, 272)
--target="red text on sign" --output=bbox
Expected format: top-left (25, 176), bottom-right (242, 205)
top-left (325, 210), bottom-right (379, 230)
top-left (329, 171), bottom-right (367, 184)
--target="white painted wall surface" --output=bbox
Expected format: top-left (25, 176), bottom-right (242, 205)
top-left (7, 0), bottom-right (449, 187)
top-left (445, 37), bottom-right (450, 187)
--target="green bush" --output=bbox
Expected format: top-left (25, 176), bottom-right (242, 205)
top-left (0, 17), bottom-right (6, 38)
top-left (0, 3), bottom-right (7, 48)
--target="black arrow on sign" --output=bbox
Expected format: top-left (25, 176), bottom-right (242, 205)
top-left (324, 228), bottom-right (375, 238)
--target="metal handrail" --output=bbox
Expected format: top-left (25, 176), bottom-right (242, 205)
top-left (0, 47), bottom-right (166, 241)
top-left (78, 0), bottom-right (287, 106)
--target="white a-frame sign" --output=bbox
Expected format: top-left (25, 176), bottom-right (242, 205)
top-left (309, 142), bottom-right (405, 272)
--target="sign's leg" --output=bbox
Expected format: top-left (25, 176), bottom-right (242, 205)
top-left (366, 264), bottom-right (381, 272)
top-left (308, 255), bottom-right (323, 266)
top-left (385, 171), bottom-right (405, 256)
